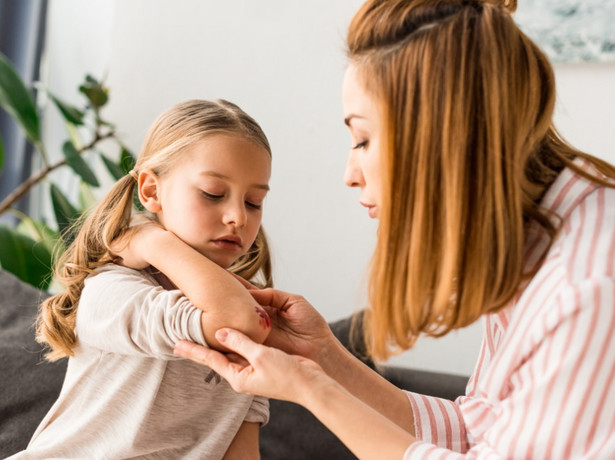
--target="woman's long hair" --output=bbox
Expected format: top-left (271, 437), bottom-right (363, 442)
top-left (37, 99), bottom-right (273, 360)
top-left (347, 0), bottom-right (615, 360)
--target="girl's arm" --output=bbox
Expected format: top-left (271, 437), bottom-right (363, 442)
top-left (223, 422), bottom-right (260, 460)
top-left (112, 224), bottom-right (270, 350)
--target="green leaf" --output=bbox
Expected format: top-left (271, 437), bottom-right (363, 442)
top-left (120, 147), bottom-right (136, 173)
top-left (49, 93), bottom-right (85, 125)
top-left (101, 152), bottom-right (125, 181)
top-left (50, 183), bottom-right (80, 239)
top-left (62, 141), bottom-right (100, 187)
top-left (0, 52), bottom-right (40, 143)
top-left (66, 122), bottom-right (83, 150)
top-left (16, 215), bottom-right (63, 255)
top-left (78, 74), bottom-right (108, 109)
top-left (0, 225), bottom-right (53, 289)
top-left (78, 182), bottom-right (98, 211)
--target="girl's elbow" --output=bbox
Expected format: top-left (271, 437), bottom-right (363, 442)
top-left (200, 304), bottom-right (271, 351)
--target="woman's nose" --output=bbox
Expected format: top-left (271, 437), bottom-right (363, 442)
top-left (344, 150), bottom-right (364, 188)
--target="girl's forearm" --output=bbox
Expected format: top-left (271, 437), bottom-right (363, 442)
top-left (317, 337), bottom-right (416, 434)
top-left (300, 375), bottom-right (415, 459)
top-left (140, 229), bottom-right (270, 348)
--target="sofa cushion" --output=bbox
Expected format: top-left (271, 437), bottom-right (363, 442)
top-left (0, 269), bottom-right (67, 457)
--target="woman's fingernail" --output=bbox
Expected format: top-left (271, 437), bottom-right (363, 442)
top-left (216, 329), bottom-right (228, 342)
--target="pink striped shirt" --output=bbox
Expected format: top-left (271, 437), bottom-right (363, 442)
top-left (404, 160), bottom-right (615, 459)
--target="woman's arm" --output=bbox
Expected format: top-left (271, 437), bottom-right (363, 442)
top-left (319, 338), bottom-right (416, 434)
top-left (223, 422), bottom-right (260, 460)
top-left (112, 224), bottom-right (270, 350)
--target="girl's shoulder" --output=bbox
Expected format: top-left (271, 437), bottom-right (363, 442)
top-left (83, 264), bottom-right (159, 294)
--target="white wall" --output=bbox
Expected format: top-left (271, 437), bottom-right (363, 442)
top-left (41, 0), bottom-right (615, 377)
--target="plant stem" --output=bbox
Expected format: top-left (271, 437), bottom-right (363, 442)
top-left (0, 130), bottom-right (116, 217)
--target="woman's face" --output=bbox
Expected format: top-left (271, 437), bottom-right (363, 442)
top-left (342, 64), bottom-right (383, 219)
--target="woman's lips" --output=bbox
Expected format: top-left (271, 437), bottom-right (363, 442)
top-left (360, 201), bottom-right (377, 218)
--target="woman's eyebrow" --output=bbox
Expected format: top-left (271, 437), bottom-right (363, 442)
top-left (344, 114), bottom-right (366, 126)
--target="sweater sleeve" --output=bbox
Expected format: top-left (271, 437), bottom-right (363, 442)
top-left (402, 277), bottom-right (615, 459)
top-left (244, 396), bottom-right (270, 426)
top-left (76, 265), bottom-right (208, 358)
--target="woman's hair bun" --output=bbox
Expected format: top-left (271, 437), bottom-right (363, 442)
top-left (480, 0), bottom-right (517, 13)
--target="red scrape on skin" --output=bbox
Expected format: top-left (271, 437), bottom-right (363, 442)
top-left (254, 305), bottom-right (271, 329)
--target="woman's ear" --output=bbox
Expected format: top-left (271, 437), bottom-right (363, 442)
top-left (137, 169), bottom-right (163, 213)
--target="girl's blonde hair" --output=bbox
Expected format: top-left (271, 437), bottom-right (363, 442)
top-left (38, 99), bottom-right (273, 361)
top-left (347, 0), bottom-right (615, 360)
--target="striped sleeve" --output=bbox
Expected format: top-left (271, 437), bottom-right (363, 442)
top-left (404, 391), bottom-right (469, 453)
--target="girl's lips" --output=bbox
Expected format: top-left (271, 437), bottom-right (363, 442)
top-left (212, 239), bottom-right (242, 250)
top-left (212, 235), bottom-right (242, 250)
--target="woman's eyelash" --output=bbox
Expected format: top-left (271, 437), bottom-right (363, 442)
top-left (353, 140), bottom-right (368, 149)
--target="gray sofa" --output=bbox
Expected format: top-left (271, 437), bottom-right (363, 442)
top-left (0, 269), bottom-right (468, 459)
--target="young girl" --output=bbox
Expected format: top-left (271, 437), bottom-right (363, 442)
top-left (12, 99), bottom-right (273, 459)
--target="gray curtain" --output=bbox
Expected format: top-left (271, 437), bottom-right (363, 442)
top-left (0, 0), bottom-right (48, 222)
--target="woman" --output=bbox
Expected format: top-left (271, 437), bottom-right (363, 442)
top-left (174, 0), bottom-right (615, 458)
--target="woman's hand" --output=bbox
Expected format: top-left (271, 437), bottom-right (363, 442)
top-left (174, 329), bottom-right (326, 404)
top-left (246, 288), bottom-right (343, 365)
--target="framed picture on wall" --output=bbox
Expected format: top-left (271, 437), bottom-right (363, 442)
top-left (514, 0), bottom-right (615, 62)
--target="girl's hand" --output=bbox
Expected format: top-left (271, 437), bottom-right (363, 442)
top-left (174, 329), bottom-right (326, 404)
top-left (110, 220), bottom-right (165, 270)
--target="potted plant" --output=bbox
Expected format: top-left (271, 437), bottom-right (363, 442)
top-left (0, 51), bottom-right (134, 290)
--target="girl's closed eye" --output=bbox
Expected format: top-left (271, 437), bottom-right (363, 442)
top-left (202, 191), bottom-right (224, 200)
top-left (245, 201), bottom-right (262, 210)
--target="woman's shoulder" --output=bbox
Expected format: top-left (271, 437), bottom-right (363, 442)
top-left (552, 182), bottom-right (615, 281)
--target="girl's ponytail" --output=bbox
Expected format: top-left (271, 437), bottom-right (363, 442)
top-left (37, 174), bottom-right (136, 360)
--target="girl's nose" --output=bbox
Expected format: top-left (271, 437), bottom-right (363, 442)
top-left (223, 201), bottom-right (247, 227)
top-left (344, 150), bottom-right (364, 188)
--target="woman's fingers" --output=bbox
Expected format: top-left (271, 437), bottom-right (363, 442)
top-left (174, 339), bottom-right (254, 393)
top-left (230, 272), bottom-right (258, 290)
top-left (249, 288), bottom-right (299, 311)
top-left (215, 328), bottom-right (262, 361)
top-left (175, 340), bottom-right (219, 366)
